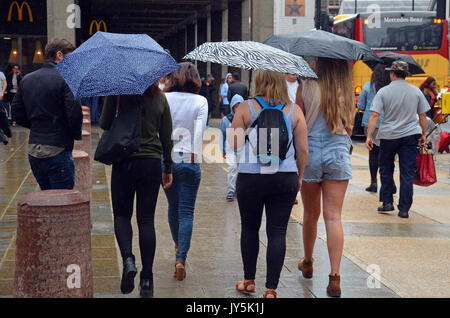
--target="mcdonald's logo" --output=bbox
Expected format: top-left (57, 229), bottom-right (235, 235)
top-left (7, 1), bottom-right (33, 23)
top-left (89, 20), bottom-right (107, 35)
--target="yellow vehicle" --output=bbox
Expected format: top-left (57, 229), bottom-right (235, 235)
top-left (333, 3), bottom-right (449, 101)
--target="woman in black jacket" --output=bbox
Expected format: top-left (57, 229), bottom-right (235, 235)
top-left (5, 64), bottom-right (23, 104)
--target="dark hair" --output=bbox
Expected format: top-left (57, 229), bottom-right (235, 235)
top-left (4, 64), bottom-right (13, 75)
top-left (371, 64), bottom-right (391, 92)
top-left (420, 77), bottom-right (436, 91)
top-left (45, 38), bottom-right (76, 61)
top-left (121, 83), bottom-right (160, 115)
top-left (393, 70), bottom-right (407, 79)
top-left (232, 73), bottom-right (240, 81)
top-left (165, 62), bottom-right (202, 94)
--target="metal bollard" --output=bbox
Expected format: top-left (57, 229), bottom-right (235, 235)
top-left (73, 150), bottom-right (92, 226)
top-left (14, 190), bottom-right (93, 298)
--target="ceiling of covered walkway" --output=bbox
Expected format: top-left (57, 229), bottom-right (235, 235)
top-left (89, 0), bottom-right (241, 41)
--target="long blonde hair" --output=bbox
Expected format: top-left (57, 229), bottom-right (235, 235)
top-left (316, 58), bottom-right (354, 133)
top-left (253, 70), bottom-right (291, 106)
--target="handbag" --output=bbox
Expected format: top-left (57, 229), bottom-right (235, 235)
top-left (413, 146), bottom-right (437, 187)
top-left (94, 96), bottom-right (142, 165)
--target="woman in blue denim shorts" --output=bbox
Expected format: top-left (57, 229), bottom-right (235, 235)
top-left (295, 58), bottom-right (354, 297)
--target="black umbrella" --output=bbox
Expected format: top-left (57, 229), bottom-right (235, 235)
top-left (364, 51), bottom-right (425, 75)
top-left (264, 29), bottom-right (382, 62)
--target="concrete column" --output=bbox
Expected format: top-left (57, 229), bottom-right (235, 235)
top-left (14, 190), bottom-right (93, 298)
top-left (206, 13), bottom-right (212, 75)
top-left (221, 9), bottom-right (229, 79)
top-left (47, 0), bottom-right (76, 44)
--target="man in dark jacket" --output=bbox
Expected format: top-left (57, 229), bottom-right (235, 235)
top-left (227, 73), bottom-right (248, 106)
top-left (0, 105), bottom-right (11, 145)
top-left (12, 38), bottom-right (82, 190)
top-left (199, 74), bottom-right (217, 125)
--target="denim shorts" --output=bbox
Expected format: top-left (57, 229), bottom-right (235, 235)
top-left (303, 134), bottom-right (352, 182)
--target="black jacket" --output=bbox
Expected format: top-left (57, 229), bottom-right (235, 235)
top-left (227, 81), bottom-right (248, 102)
top-left (199, 82), bottom-right (217, 113)
top-left (11, 61), bottom-right (82, 151)
top-left (5, 73), bottom-right (22, 103)
top-left (0, 105), bottom-right (11, 144)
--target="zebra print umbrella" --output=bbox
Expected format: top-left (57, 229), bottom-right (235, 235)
top-left (184, 41), bottom-right (317, 79)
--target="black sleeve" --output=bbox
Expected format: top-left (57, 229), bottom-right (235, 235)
top-left (11, 83), bottom-right (31, 129)
top-left (227, 84), bottom-right (232, 102)
top-left (62, 81), bottom-right (83, 141)
top-left (0, 105), bottom-right (11, 138)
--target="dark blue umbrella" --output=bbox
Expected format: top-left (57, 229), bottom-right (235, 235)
top-left (56, 31), bottom-right (179, 98)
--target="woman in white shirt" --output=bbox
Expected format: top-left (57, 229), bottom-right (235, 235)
top-left (163, 62), bottom-right (208, 281)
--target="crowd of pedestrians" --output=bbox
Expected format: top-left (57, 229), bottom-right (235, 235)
top-left (0, 36), bottom-right (437, 299)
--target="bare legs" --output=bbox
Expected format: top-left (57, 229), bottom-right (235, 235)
top-left (301, 180), bottom-right (348, 275)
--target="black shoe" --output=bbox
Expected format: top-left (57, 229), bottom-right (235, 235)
top-left (139, 275), bottom-right (154, 298)
top-left (120, 256), bottom-right (137, 294)
top-left (365, 183), bottom-right (377, 193)
top-left (398, 211), bottom-right (409, 218)
top-left (378, 202), bottom-right (394, 213)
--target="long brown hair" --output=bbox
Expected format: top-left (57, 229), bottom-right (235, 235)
top-left (316, 58), bottom-right (354, 133)
top-left (253, 70), bottom-right (291, 106)
top-left (164, 62), bottom-right (202, 94)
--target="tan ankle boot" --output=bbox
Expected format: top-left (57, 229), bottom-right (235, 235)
top-left (298, 258), bottom-right (313, 278)
top-left (326, 274), bottom-right (341, 297)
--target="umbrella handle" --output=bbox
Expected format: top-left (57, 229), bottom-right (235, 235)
top-left (115, 96), bottom-right (120, 118)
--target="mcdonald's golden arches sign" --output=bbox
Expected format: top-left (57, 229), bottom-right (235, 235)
top-left (90, 20), bottom-right (107, 35)
top-left (7, 1), bottom-right (33, 22)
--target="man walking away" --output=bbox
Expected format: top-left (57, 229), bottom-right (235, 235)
top-left (12, 38), bottom-right (82, 190)
top-left (366, 61), bottom-right (429, 218)
top-left (227, 73), bottom-right (248, 108)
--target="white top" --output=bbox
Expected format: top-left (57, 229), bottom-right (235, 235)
top-left (371, 80), bottom-right (430, 140)
top-left (165, 92), bottom-right (208, 157)
top-left (0, 72), bottom-right (5, 93)
top-left (286, 80), bottom-right (299, 105)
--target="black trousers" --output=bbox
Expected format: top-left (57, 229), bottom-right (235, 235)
top-left (369, 144), bottom-right (380, 184)
top-left (236, 172), bottom-right (299, 290)
top-left (111, 157), bottom-right (162, 279)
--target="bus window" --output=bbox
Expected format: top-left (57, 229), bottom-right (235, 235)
top-left (333, 19), bottom-right (356, 39)
top-left (363, 17), bottom-right (443, 51)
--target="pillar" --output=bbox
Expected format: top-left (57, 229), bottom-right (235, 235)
top-left (14, 190), bottom-right (92, 297)
top-left (74, 130), bottom-right (91, 158)
top-left (47, 0), bottom-right (76, 44)
top-left (82, 119), bottom-right (91, 135)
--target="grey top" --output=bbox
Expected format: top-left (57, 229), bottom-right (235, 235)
top-left (28, 144), bottom-right (65, 159)
top-left (370, 80), bottom-right (430, 140)
top-left (238, 99), bottom-right (298, 174)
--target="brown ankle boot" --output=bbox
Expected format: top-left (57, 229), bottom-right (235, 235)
top-left (326, 274), bottom-right (341, 297)
top-left (298, 258), bottom-right (313, 278)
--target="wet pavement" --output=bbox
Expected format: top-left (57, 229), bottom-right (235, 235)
top-left (1, 120), bottom-right (449, 298)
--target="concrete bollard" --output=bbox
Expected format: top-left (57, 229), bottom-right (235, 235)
top-left (74, 130), bottom-right (92, 158)
top-left (14, 190), bottom-right (93, 298)
top-left (82, 106), bottom-right (90, 113)
top-left (82, 119), bottom-right (91, 135)
top-left (73, 150), bottom-right (92, 226)
top-left (82, 111), bottom-right (90, 122)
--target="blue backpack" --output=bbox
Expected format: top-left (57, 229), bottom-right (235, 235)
top-left (246, 96), bottom-right (292, 164)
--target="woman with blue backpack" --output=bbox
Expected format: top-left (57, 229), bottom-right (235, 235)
top-left (295, 57), bottom-right (354, 297)
top-left (229, 70), bottom-right (309, 298)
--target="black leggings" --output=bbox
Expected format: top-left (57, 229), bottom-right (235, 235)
top-left (236, 172), bottom-right (299, 290)
top-left (111, 157), bottom-right (162, 280)
top-left (369, 144), bottom-right (380, 184)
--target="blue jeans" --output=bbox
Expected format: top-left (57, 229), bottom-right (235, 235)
top-left (379, 134), bottom-right (420, 212)
top-left (163, 162), bottom-right (201, 261)
top-left (28, 150), bottom-right (75, 190)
